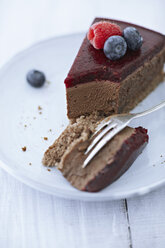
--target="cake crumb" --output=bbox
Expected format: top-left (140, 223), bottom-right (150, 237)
top-left (39, 112), bottom-right (42, 115)
top-left (29, 162), bottom-right (32, 166)
top-left (22, 146), bottom-right (27, 152)
top-left (49, 129), bottom-right (52, 132)
top-left (47, 168), bottom-right (51, 172)
top-left (24, 124), bottom-right (27, 128)
top-left (44, 137), bottom-right (48, 140)
top-left (38, 106), bottom-right (42, 111)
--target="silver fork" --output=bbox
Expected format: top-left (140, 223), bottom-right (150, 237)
top-left (83, 100), bottom-right (165, 168)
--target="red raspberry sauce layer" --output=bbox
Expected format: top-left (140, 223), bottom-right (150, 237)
top-left (64, 18), bottom-right (165, 88)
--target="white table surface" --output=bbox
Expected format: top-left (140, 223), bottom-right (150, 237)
top-left (0, 0), bottom-right (165, 247)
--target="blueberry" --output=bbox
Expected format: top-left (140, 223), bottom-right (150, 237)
top-left (103, 35), bottom-right (127, 60)
top-left (123, 27), bottom-right (143, 51)
top-left (26, 70), bottom-right (46, 88)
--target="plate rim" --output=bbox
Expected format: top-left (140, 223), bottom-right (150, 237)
top-left (0, 33), bottom-right (165, 201)
top-left (1, 153), bottom-right (165, 201)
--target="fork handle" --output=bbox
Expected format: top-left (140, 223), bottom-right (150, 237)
top-left (132, 100), bottom-right (165, 119)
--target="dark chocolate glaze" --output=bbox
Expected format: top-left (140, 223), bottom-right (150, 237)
top-left (65, 18), bottom-right (165, 88)
top-left (83, 127), bottom-right (148, 192)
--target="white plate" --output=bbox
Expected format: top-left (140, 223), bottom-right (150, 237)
top-left (0, 33), bottom-right (165, 201)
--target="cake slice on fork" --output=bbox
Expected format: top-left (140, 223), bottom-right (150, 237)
top-left (43, 114), bottom-right (148, 192)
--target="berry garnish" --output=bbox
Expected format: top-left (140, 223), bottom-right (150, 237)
top-left (103, 35), bottom-right (127, 60)
top-left (123, 27), bottom-right (143, 51)
top-left (87, 21), bottom-right (122, 49)
top-left (26, 70), bottom-right (46, 88)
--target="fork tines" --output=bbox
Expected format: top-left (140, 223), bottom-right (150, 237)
top-left (82, 119), bottom-right (127, 168)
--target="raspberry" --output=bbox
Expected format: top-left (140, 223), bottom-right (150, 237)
top-left (87, 21), bottom-right (122, 49)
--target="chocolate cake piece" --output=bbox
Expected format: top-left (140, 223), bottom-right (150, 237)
top-left (61, 126), bottom-right (148, 192)
top-left (43, 114), bottom-right (148, 192)
top-left (65, 18), bottom-right (165, 119)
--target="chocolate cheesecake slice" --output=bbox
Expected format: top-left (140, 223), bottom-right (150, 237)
top-left (65, 18), bottom-right (165, 119)
top-left (43, 114), bottom-right (148, 192)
